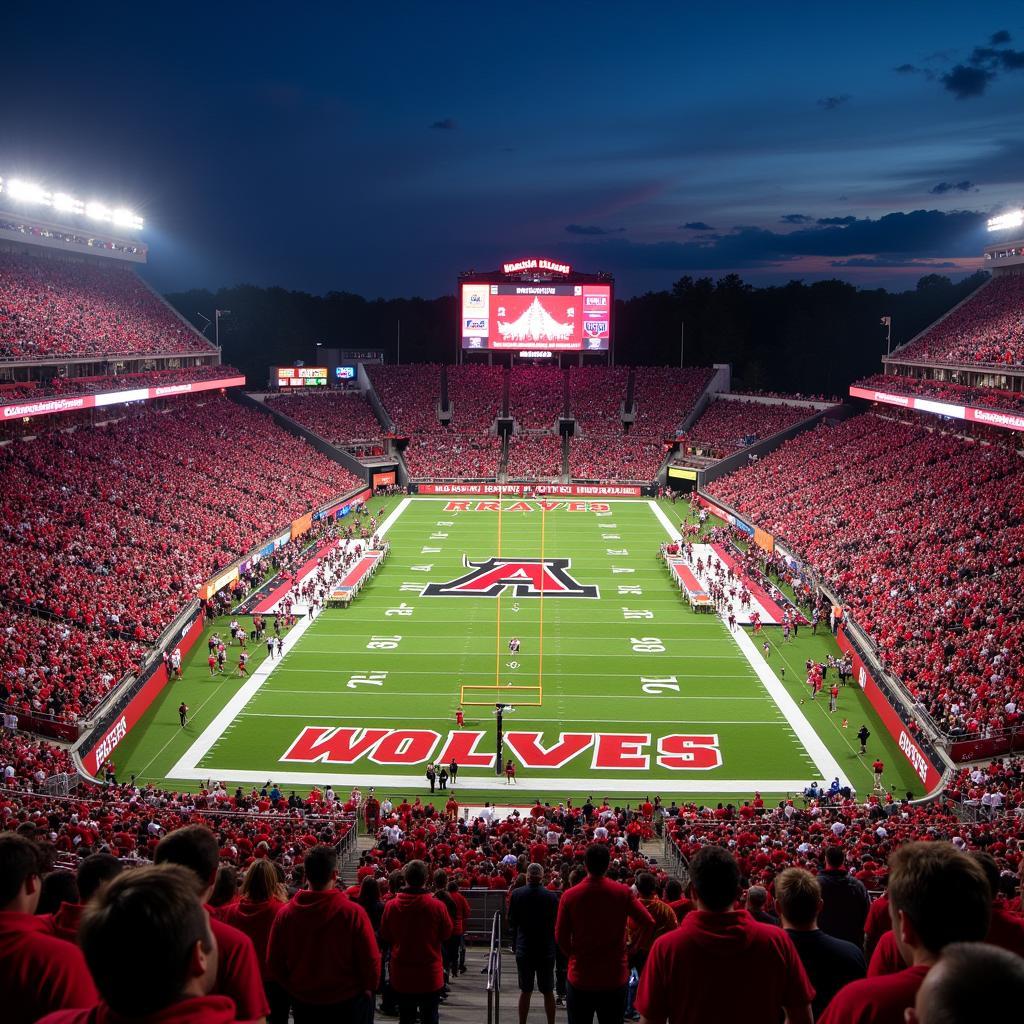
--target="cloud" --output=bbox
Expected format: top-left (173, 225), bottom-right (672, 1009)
top-left (564, 224), bottom-right (625, 236)
top-left (929, 180), bottom-right (977, 194)
top-left (817, 94), bottom-right (851, 110)
top-left (553, 209), bottom-right (988, 273)
top-left (817, 216), bottom-right (857, 226)
top-left (942, 63), bottom-right (995, 98)
top-left (780, 214), bottom-right (814, 224)
top-left (901, 31), bottom-right (1024, 97)
top-left (681, 221), bottom-right (714, 231)
top-left (829, 256), bottom-right (961, 269)
top-left (430, 117), bottom-right (457, 130)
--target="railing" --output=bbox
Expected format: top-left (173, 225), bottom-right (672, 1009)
top-left (485, 910), bottom-right (503, 1024)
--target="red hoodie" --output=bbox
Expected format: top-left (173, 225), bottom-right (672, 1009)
top-left (380, 889), bottom-right (453, 994)
top-left (267, 888), bottom-right (380, 1005)
top-left (0, 910), bottom-right (98, 1024)
top-left (220, 898), bottom-right (286, 980)
top-left (45, 901), bottom-right (86, 944)
top-left (635, 910), bottom-right (814, 1024)
top-left (37, 995), bottom-right (238, 1024)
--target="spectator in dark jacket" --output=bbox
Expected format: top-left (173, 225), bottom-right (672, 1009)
top-left (775, 867), bottom-right (865, 1020)
top-left (744, 885), bottom-right (780, 927)
top-left (508, 863), bottom-right (560, 1024)
top-left (816, 847), bottom-right (870, 948)
top-left (380, 859), bottom-right (453, 1024)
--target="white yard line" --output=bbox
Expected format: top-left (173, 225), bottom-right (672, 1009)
top-left (164, 766), bottom-right (813, 794)
top-left (167, 498), bottom-right (411, 776)
top-left (647, 500), bottom-right (851, 790)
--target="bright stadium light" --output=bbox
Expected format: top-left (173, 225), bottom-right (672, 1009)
top-left (8, 179), bottom-right (48, 205)
top-left (52, 192), bottom-right (83, 214)
top-left (987, 209), bottom-right (1024, 232)
top-left (0, 174), bottom-right (143, 231)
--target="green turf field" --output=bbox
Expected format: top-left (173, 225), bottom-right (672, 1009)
top-left (113, 497), bottom-right (923, 804)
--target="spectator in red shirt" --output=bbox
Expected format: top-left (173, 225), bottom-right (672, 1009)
top-left (447, 879), bottom-right (471, 976)
top-left (221, 859), bottom-right (289, 1024)
top-left (44, 852), bottom-right (123, 944)
top-left (819, 842), bottom-right (991, 1024)
top-left (555, 842), bottom-right (655, 1024)
top-left (0, 834), bottom-right (98, 1024)
top-left (37, 863), bottom-right (232, 1024)
top-left (379, 859), bottom-right (453, 1024)
top-left (155, 825), bottom-right (270, 1023)
top-left (266, 844), bottom-right (380, 1024)
top-left (905, 942), bottom-right (1024, 1024)
top-left (635, 845), bottom-right (814, 1024)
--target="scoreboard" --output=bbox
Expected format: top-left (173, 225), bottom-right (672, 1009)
top-left (275, 366), bottom-right (328, 388)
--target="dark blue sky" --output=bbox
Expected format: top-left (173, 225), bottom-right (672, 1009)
top-left (3, 3), bottom-right (1022, 297)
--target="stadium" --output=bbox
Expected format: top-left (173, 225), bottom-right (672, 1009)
top-left (4, 11), bottom-right (1024, 1024)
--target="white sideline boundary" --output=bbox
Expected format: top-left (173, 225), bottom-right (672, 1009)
top-left (649, 499), bottom-right (850, 789)
top-left (165, 497), bottom-right (846, 793)
top-left (167, 498), bottom-right (411, 779)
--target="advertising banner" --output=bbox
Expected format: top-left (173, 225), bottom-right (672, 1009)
top-left (754, 527), bottom-right (774, 552)
top-left (417, 483), bottom-right (642, 497)
top-left (0, 375), bottom-right (245, 422)
top-left (836, 628), bottom-right (942, 792)
top-left (668, 466), bottom-right (698, 481)
top-left (290, 512), bottom-right (314, 540)
top-left (849, 385), bottom-right (1024, 434)
top-left (373, 470), bottom-right (397, 489)
top-left (80, 608), bottom-right (205, 776)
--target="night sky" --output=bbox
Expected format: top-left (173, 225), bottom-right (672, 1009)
top-left (3, 4), bottom-right (1022, 298)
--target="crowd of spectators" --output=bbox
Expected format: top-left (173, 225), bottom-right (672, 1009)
top-left (707, 411), bottom-right (1024, 738)
top-left (568, 366), bottom-right (628, 434)
top-left (0, 365), bottom-right (240, 407)
top-left (404, 433), bottom-right (500, 479)
top-left (686, 396), bottom-right (813, 455)
top-left (0, 396), bottom-right (361, 719)
top-left (630, 366), bottom-right (714, 439)
top-left (895, 274), bottom-right (1024, 366)
top-left (264, 391), bottom-right (384, 445)
top-left (0, 251), bottom-right (215, 360)
top-left (509, 366), bottom-right (565, 428)
top-left (447, 364), bottom-right (503, 430)
top-left (506, 434), bottom-right (563, 479)
top-left (944, 756), bottom-right (1024, 818)
top-left (0, 607), bottom-right (144, 724)
top-left (366, 364), bottom-right (442, 433)
top-left (569, 435), bottom-right (665, 481)
top-left (854, 372), bottom-right (1024, 415)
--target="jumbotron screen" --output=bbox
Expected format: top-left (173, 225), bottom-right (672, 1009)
top-left (461, 282), bottom-right (612, 351)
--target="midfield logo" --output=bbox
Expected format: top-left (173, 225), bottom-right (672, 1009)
top-left (421, 556), bottom-right (600, 599)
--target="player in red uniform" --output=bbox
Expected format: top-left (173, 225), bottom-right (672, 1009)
top-left (455, 707), bottom-right (464, 728)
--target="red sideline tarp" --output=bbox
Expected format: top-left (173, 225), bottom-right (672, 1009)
top-left (710, 543), bottom-right (793, 624)
top-left (670, 561), bottom-right (708, 598)
top-left (339, 551), bottom-right (382, 588)
top-left (253, 539), bottom-right (339, 614)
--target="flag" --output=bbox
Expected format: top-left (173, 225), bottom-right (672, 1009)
top-left (880, 316), bottom-right (891, 327)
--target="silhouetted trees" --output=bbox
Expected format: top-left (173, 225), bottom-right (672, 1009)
top-left (166, 271), bottom-right (988, 394)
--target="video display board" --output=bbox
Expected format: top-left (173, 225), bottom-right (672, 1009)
top-left (461, 282), bottom-right (612, 351)
top-left (276, 367), bottom-right (327, 387)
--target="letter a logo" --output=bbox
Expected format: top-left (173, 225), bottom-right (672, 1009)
top-left (421, 557), bottom-right (599, 599)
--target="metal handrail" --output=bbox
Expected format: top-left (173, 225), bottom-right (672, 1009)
top-left (486, 909), bottom-right (503, 1024)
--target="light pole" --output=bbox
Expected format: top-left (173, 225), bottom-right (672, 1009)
top-left (881, 315), bottom-right (892, 356)
top-left (314, 340), bottom-right (323, 369)
top-left (680, 320), bottom-right (685, 368)
top-left (215, 309), bottom-right (231, 350)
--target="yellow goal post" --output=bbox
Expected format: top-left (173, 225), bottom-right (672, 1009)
top-left (459, 683), bottom-right (543, 706)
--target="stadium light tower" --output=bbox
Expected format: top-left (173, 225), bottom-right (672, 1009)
top-left (881, 315), bottom-right (892, 355)
top-left (215, 309), bottom-right (231, 349)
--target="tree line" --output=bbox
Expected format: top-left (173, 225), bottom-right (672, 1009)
top-left (166, 271), bottom-right (988, 395)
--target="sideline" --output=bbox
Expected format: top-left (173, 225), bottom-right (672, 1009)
top-left (647, 500), bottom-right (851, 790)
top-left (167, 498), bottom-right (411, 777)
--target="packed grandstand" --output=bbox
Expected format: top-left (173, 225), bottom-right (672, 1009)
top-left (4, 185), bottom-right (1024, 1024)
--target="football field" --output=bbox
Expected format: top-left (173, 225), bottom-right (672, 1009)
top-left (106, 495), bottom-right (923, 802)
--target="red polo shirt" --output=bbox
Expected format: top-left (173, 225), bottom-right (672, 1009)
top-left (634, 909), bottom-right (813, 1024)
top-left (555, 875), bottom-right (655, 990)
top-left (0, 910), bottom-right (98, 1024)
top-left (818, 964), bottom-right (930, 1024)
